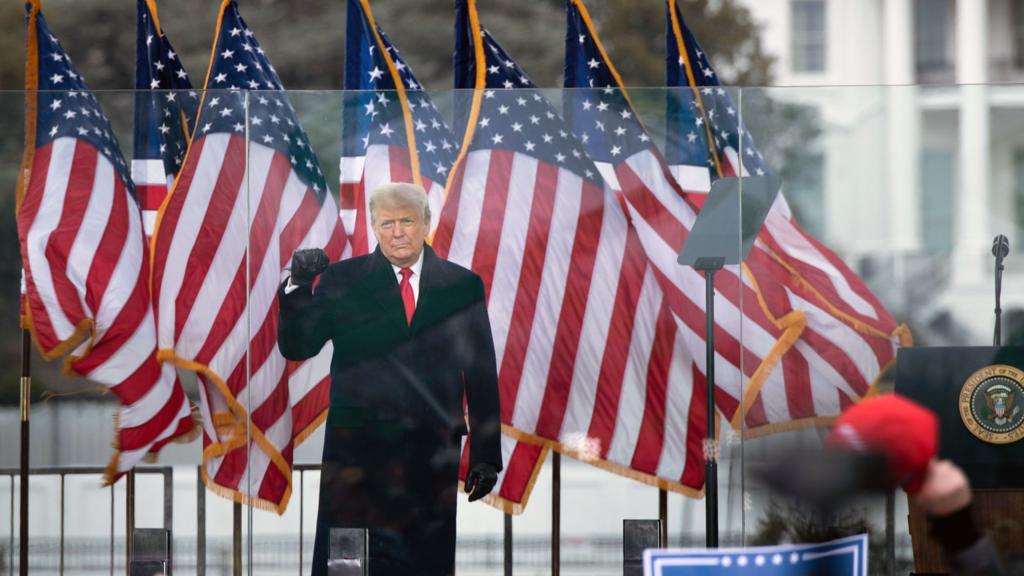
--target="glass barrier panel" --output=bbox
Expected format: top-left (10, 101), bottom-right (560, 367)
top-left (3, 82), bottom-right (1018, 575)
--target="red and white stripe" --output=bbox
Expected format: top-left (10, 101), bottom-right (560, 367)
top-left (18, 138), bottom-right (195, 482)
top-left (339, 144), bottom-right (446, 255)
top-left (434, 147), bottom-right (707, 494)
top-left (131, 158), bottom-right (173, 240)
top-left (716, 147), bottom-right (897, 333)
top-left (626, 146), bottom-right (899, 431)
top-left (151, 133), bottom-right (346, 512)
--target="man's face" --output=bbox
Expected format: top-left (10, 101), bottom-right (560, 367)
top-left (372, 203), bottom-right (429, 268)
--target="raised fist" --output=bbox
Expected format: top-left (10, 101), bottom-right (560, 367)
top-left (289, 248), bottom-right (329, 286)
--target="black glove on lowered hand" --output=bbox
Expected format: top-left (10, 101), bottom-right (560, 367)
top-left (465, 463), bottom-right (498, 502)
top-left (290, 248), bottom-right (329, 286)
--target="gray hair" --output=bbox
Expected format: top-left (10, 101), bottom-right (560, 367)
top-left (369, 182), bottom-right (431, 225)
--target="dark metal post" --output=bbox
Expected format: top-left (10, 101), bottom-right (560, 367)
top-left (233, 502), bottom-right (242, 576)
top-left (623, 520), bottom-right (662, 576)
top-left (503, 512), bottom-right (512, 576)
top-left (126, 471), bottom-right (135, 575)
top-left (658, 489), bottom-right (668, 546)
top-left (163, 468), bottom-right (173, 574)
top-left (110, 483), bottom-right (115, 576)
top-left (197, 467), bottom-right (205, 576)
top-left (299, 470), bottom-right (304, 576)
top-left (9, 474), bottom-right (15, 576)
top-left (694, 258), bottom-right (723, 548)
top-left (60, 474), bottom-right (65, 575)
top-left (705, 268), bottom-right (718, 548)
top-left (19, 329), bottom-right (30, 576)
top-left (552, 452), bottom-right (560, 576)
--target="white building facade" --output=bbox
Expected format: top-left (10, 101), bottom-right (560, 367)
top-left (738, 0), bottom-right (1024, 345)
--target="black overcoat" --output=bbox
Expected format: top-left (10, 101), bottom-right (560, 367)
top-left (278, 245), bottom-right (502, 576)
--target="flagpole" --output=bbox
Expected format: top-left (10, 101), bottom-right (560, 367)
top-left (126, 471), bottom-right (135, 574)
top-left (552, 452), bottom-right (560, 576)
top-left (19, 2), bottom-right (40, 572)
top-left (503, 512), bottom-right (512, 576)
top-left (233, 501), bottom-right (242, 576)
top-left (658, 489), bottom-right (668, 546)
top-left (20, 328), bottom-right (31, 576)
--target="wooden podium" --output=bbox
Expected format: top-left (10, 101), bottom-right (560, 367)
top-left (895, 346), bottom-right (1024, 574)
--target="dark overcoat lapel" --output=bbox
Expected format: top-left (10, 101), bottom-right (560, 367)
top-left (410, 246), bottom-right (444, 335)
top-left (365, 247), bottom-right (410, 336)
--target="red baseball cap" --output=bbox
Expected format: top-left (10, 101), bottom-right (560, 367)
top-left (826, 394), bottom-right (939, 494)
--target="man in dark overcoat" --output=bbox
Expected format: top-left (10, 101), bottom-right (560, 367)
top-left (278, 182), bottom-right (502, 576)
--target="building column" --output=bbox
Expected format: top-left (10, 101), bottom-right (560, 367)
top-left (884, 0), bottom-right (921, 252)
top-left (953, 0), bottom-right (990, 286)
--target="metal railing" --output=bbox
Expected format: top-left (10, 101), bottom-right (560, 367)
top-left (194, 463), bottom-right (323, 576)
top-left (1, 466), bottom-right (171, 576)
top-left (1, 464), bottom-right (917, 575)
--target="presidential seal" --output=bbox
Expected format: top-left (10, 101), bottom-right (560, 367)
top-left (959, 364), bottom-right (1024, 444)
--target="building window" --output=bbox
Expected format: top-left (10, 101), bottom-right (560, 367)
top-left (1014, 2), bottom-right (1024, 70)
top-left (791, 0), bottom-right (826, 73)
top-left (915, 0), bottom-right (954, 80)
top-left (1014, 149), bottom-right (1024, 233)
top-left (921, 148), bottom-right (954, 252)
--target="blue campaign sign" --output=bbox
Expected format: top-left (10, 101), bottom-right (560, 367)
top-left (644, 534), bottom-right (868, 576)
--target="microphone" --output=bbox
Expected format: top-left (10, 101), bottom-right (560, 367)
top-left (994, 234), bottom-right (1009, 346)
top-left (993, 234), bottom-right (1010, 260)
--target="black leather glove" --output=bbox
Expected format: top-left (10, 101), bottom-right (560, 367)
top-left (289, 248), bottom-right (329, 286)
top-left (465, 463), bottom-right (498, 502)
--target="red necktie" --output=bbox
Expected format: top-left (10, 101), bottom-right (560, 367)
top-left (399, 267), bottom-right (415, 325)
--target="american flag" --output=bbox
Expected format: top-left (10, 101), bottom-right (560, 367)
top-left (665, 0), bottom-right (909, 349)
top-left (132, 0), bottom-right (197, 240)
top-left (567, 0), bottom-right (904, 436)
top-left (339, 0), bottom-right (454, 253)
top-left (341, 0), bottom-right (548, 512)
top-left (566, 0), bottom-right (796, 436)
top-left (435, 0), bottom-right (707, 499)
top-left (150, 0), bottom-right (346, 512)
top-left (16, 0), bottom-right (195, 484)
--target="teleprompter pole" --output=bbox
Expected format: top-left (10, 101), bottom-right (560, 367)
top-left (695, 257), bottom-right (723, 548)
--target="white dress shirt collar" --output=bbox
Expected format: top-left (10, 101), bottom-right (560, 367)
top-left (390, 248), bottom-right (424, 302)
